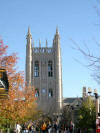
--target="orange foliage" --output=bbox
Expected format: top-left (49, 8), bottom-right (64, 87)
top-left (0, 38), bottom-right (37, 124)
top-left (0, 87), bottom-right (37, 124)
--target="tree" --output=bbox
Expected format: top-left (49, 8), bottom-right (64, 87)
top-left (71, 37), bottom-right (100, 85)
top-left (0, 38), bottom-right (37, 127)
top-left (0, 87), bottom-right (37, 125)
top-left (61, 105), bottom-right (72, 128)
top-left (76, 96), bottom-right (96, 131)
top-left (71, 3), bottom-right (100, 84)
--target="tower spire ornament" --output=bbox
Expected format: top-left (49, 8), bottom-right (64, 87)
top-left (53, 27), bottom-right (60, 48)
top-left (28, 26), bottom-right (31, 35)
top-left (28, 26), bottom-right (30, 33)
top-left (26, 27), bottom-right (32, 39)
top-left (56, 26), bottom-right (59, 35)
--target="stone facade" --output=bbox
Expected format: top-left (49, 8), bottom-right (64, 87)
top-left (25, 27), bottom-right (63, 114)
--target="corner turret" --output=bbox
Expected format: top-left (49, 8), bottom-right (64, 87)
top-left (53, 28), bottom-right (63, 113)
top-left (25, 27), bottom-right (32, 86)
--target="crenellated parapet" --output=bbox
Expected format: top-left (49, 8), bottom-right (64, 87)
top-left (33, 47), bottom-right (53, 54)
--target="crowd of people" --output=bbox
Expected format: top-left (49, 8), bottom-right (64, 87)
top-left (14, 120), bottom-right (74, 133)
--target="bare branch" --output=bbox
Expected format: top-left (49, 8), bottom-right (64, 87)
top-left (70, 37), bottom-right (100, 84)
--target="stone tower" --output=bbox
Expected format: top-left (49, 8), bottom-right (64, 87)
top-left (25, 27), bottom-right (63, 114)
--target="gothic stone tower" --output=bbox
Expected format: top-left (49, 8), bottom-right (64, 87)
top-left (25, 27), bottom-right (63, 114)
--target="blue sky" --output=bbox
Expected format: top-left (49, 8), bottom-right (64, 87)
top-left (0, 0), bottom-right (100, 97)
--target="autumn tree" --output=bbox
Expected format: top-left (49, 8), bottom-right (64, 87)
top-left (0, 38), bottom-right (37, 127)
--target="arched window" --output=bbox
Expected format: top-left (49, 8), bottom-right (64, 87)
top-left (48, 61), bottom-right (53, 77)
top-left (34, 61), bottom-right (39, 77)
top-left (35, 88), bottom-right (39, 97)
top-left (48, 89), bottom-right (53, 97)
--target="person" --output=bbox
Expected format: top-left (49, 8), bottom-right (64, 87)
top-left (69, 125), bottom-right (73, 133)
top-left (16, 123), bottom-right (22, 133)
top-left (96, 113), bottom-right (100, 133)
top-left (53, 121), bottom-right (59, 133)
top-left (48, 121), bottom-right (52, 133)
top-left (41, 122), bottom-right (47, 133)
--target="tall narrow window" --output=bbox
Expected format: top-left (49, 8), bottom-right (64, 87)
top-left (35, 88), bottom-right (39, 97)
top-left (48, 61), bottom-right (53, 77)
top-left (48, 89), bottom-right (53, 97)
top-left (34, 61), bottom-right (39, 77)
